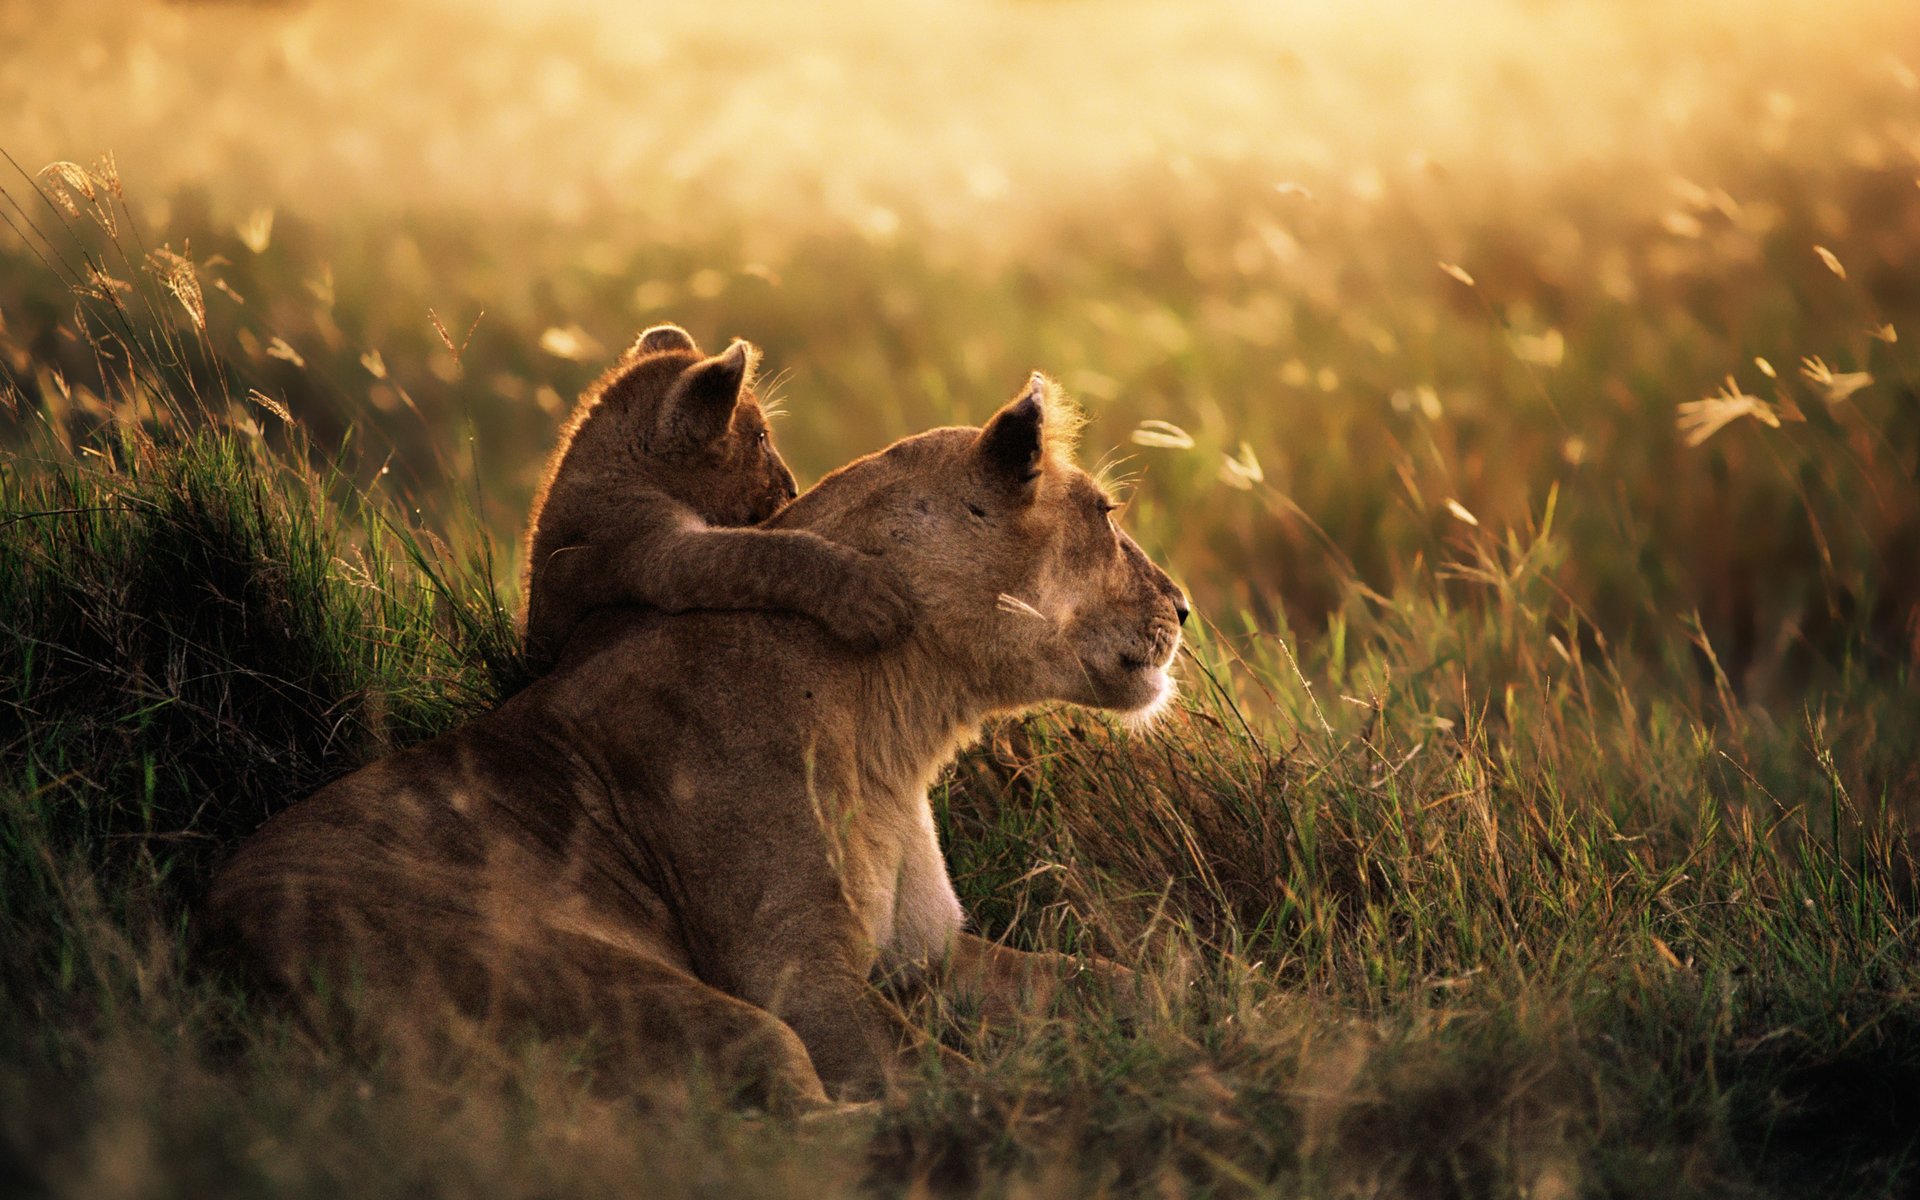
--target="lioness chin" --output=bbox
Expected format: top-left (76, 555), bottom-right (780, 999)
top-left (206, 373), bottom-right (1188, 1112)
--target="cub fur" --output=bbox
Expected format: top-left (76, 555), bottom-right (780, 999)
top-left (520, 323), bottom-right (915, 667)
top-left (207, 374), bottom-right (1189, 1111)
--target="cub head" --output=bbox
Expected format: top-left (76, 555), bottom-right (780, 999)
top-left (585, 323), bottom-right (797, 526)
top-left (783, 374), bottom-right (1189, 721)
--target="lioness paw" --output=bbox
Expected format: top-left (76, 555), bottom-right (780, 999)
top-left (822, 555), bottom-right (918, 649)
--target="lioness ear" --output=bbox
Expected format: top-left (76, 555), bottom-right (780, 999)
top-left (976, 373), bottom-right (1048, 498)
top-left (658, 339), bottom-right (754, 449)
top-left (633, 323), bottom-right (699, 357)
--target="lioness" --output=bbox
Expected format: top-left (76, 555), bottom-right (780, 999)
top-left (207, 375), bottom-right (1188, 1110)
top-left (520, 323), bottom-right (915, 669)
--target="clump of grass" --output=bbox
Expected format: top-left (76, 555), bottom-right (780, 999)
top-left (1, 427), bottom-right (513, 906)
top-left (1, 164), bottom-right (525, 944)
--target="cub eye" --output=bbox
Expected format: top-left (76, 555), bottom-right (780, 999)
top-left (756, 430), bottom-right (770, 446)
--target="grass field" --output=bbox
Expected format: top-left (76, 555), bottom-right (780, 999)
top-left (4, 0), bottom-right (1920, 1194)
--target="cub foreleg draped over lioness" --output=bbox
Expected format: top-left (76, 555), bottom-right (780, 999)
top-left (520, 324), bottom-right (915, 668)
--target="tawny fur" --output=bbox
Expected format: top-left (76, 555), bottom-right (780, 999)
top-left (206, 376), bottom-right (1189, 1111)
top-left (519, 323), bottom-right (914, 669)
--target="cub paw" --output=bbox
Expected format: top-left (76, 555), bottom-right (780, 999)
top-left (822, 555), bottom-right (918, 649)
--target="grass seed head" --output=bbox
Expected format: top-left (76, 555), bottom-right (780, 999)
top-left (1676, 378), bottom-right (1779, 446)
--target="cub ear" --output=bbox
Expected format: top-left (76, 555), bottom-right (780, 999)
top-left (658, 339), bottom-right (755, 449)
top-left (975, 372), bottom-right (1049, 497)
top-left (633, 323), bottom-right (699, 357)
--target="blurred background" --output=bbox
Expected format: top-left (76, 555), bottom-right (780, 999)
top-left (4, 0), bottom-right (1919, 699)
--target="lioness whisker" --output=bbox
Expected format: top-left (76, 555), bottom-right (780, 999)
top-left (996, 593), bottom-right (1051, 622)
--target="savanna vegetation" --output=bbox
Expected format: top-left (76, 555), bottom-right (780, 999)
top-left (3, 0), bottom-right (1918, 1195)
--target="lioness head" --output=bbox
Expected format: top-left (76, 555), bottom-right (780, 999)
top-left (781, 374), bottom-right (1188, 720)
top-left (586, 323), bottom-right (798, 525)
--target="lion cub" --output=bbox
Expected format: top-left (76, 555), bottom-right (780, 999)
top-left (520, 323), bottom-right (914, 668)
